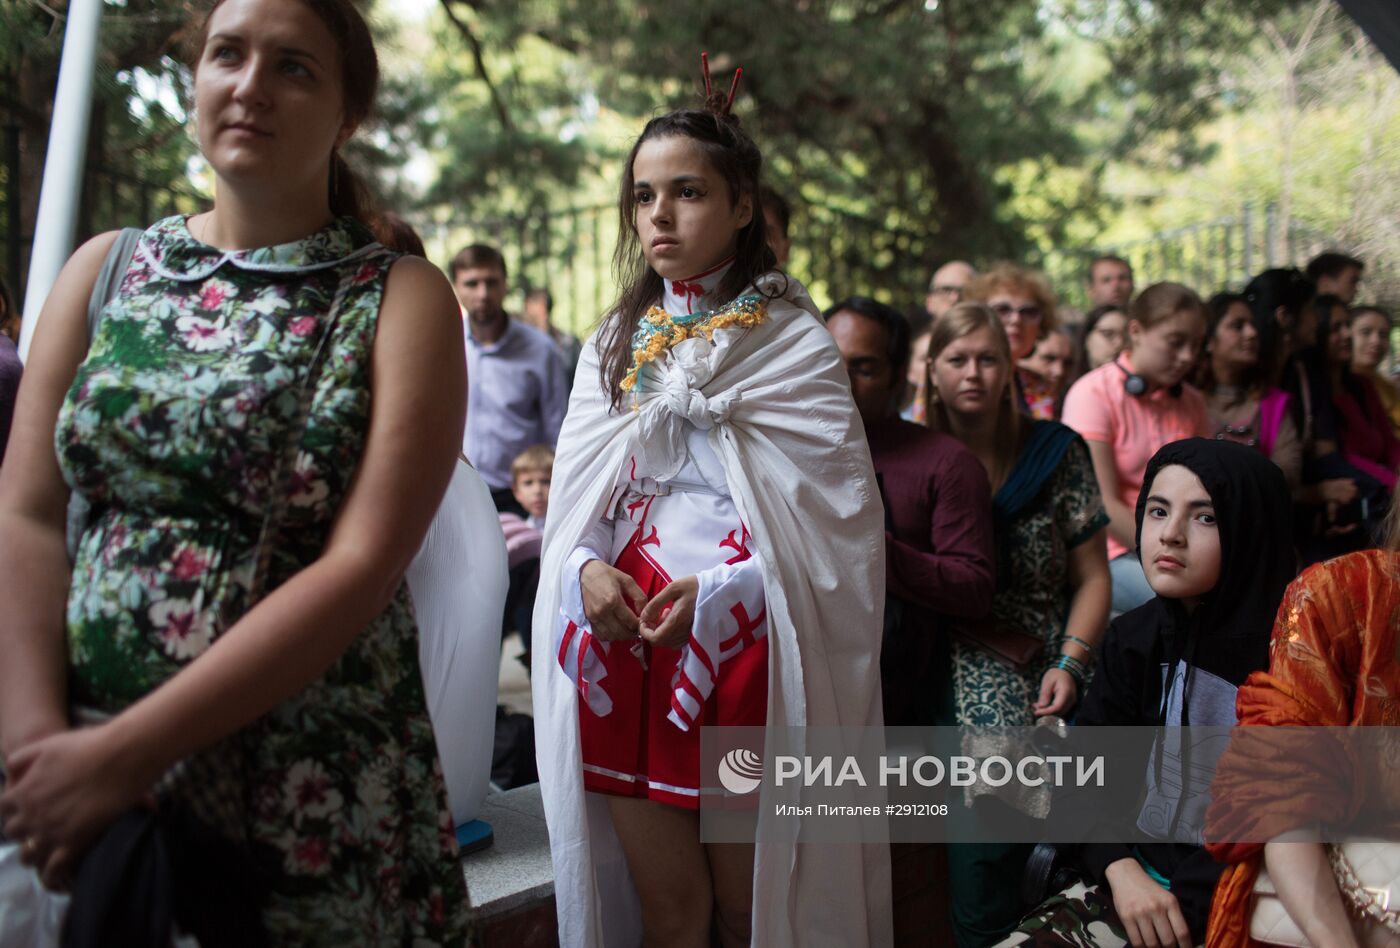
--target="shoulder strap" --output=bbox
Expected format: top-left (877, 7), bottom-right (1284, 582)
top-left (86, 227), bottom-right (143, 344)
top-left (244, 266), bottom-right (360, 607)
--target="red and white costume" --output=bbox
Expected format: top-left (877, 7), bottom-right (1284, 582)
top-left (556, 263), bottom-right (770, 807)
top-left (534, 267), bottom-right (891, 948)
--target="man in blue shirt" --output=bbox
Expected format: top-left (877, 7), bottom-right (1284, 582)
top-left (451, 244), bottom-right (568, 514)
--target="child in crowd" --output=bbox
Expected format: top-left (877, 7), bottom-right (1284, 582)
top-left (1000, 439), bottom-right (1295, 948)
top-left (510, 443), bottom-right (553, 531)
top-left (1020, 326), bottom-right (1078, 417)
top-left (499, 445), bottom-right (555, 668)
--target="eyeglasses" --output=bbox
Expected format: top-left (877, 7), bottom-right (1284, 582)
top-left (990, 302), bottom-right (1043, 322)
top-left (931, 285), bottom-right (964, 298)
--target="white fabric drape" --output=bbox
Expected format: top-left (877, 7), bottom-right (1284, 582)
top-left (532, 273), bottom-right (891, 948)
top-left (408, 459), bottom-right (508, 826)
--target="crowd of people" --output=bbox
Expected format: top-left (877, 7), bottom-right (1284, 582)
top-left (0, 1), bottom-right (1397, 947)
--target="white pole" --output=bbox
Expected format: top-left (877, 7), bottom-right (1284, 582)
top-left (18, 0), bottom-right (105, 362)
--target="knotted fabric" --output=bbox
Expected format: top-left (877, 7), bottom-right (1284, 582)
top-left (635, 338), bottom-right (743, 480)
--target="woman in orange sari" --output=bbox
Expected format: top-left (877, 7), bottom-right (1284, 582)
top-left (1204, 499), bottom-right (1400, 947)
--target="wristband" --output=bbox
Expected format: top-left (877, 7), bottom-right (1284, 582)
top-left (1063, 633), bottom-right (1096, 657)
top-left (1053, 654), bottom-right (1088, 691)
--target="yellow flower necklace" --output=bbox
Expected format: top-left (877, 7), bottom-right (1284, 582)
top-left (620, 294), bottom-right (767, 393)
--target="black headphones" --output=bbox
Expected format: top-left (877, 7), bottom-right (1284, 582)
top-left (1116, 358), bottom-right (1181, 398)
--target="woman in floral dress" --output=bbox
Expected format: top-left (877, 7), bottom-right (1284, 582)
top-left (0, 0), bottom-right (469, 943)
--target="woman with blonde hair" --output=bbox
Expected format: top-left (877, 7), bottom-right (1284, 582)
top-left (966, 263), bottom-right (1061, 420)
top-left (924, 301), bottom-right (1110, 945)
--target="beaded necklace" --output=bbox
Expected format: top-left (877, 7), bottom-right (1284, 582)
top-left (620, 294), bottom-right (767, 393)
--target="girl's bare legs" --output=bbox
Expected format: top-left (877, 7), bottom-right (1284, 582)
top-left (707, 841), bottom-right (755, 948)
top-left (606, 796), bottom-right (713, 948)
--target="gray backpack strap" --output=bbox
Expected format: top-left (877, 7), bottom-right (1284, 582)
top-left (68, 227), bottom-right (142, 562)
top-left (86, 227), bottom-right (143, 343)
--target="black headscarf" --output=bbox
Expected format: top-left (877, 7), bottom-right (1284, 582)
top-left (1133, 438), bottom-right (1296, 842)
top-left (1135, 438), bottom-right (1295, 678)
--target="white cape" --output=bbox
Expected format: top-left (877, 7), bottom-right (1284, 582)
top-left (531, 274), bottom-right (891, 948)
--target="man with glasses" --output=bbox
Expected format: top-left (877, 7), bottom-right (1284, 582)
top-left (925, 260), bottom-right (977, 319)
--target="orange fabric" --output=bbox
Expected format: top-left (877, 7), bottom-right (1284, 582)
top-left (1203, 550), bottom-right (1400, 948)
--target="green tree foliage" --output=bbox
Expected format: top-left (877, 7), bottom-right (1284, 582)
top-left (1, 0), bottom-right (205, 297)
top-left (17, 0), bottom-right (1378, 325)
top-left (1093, 0), bottom-right (1400, 312)
top-left (412, 0), bottom-right (1317, 313)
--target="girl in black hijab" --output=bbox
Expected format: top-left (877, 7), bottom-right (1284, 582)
top-left (1001, 439), bottom-right (1295, 948)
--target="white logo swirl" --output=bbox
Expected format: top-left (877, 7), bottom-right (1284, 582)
top-left (717, 748), bottom-right (764, 795)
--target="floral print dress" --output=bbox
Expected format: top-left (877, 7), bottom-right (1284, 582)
top-left (56, 216), bottom-right (469, 945)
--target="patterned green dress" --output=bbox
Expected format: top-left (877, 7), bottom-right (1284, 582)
top-left (949, 426), bottom-right (1108, 728)
top-left (56, 216), bottom-right (470, 944)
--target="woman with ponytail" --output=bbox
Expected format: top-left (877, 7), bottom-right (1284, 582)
top-left (0, 0), bottom-right (469, 941)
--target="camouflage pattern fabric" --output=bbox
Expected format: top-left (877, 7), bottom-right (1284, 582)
top-left (994, 880), bottom-right (1130, 947)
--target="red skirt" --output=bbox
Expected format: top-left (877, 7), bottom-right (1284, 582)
top-left (578, 526), bottom-right (768, 809)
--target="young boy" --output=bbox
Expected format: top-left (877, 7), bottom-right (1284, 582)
top-left (510, 444), bottom-right (553, 531)
top-left (499, 445), bottom-right (554, 668)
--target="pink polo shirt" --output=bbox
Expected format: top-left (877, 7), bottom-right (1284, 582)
top-left (1061, 355), bottom-right (1209, 559)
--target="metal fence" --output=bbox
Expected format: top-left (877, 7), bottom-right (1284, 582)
top-left (413, 203), bottom-right (619, 340)
top-left (1, 141), bottom-right (205, 304)
top-left (410, 200), bottom-right (1357, 333)
top-left (1101, 204), bottom-right (1345, 299)
top-left (5, 153), bottom-right (1374, 336)
top-left (411, 199), bottom-right (942, 336)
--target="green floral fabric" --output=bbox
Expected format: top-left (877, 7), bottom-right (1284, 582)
top-left (951, 438), bottom-right (1108, 726)
top-left (56, 215), bottom-right (469, 945)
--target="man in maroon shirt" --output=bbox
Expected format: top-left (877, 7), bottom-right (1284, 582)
top-left (825, 297), bottom-right (995, 725)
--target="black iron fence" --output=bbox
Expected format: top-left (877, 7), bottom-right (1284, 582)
top-left (413, 203), bottom-right (618, 340)
top-left (1, 138), bottom-right (205, 305)
top-left (411, 199), bottom-right (943, 336)
top-left (1101, 204), bottom-right (1341, 300)
top-left (414, 201), bottom-right (1358, 331)
top-left (6, 150), bottom-right (1376, 335)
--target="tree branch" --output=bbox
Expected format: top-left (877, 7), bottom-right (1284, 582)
top-left (439, 0), bottom-right (515, 133)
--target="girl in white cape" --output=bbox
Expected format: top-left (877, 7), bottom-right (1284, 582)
top-left (532, 66), bottom-right (892, 948)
